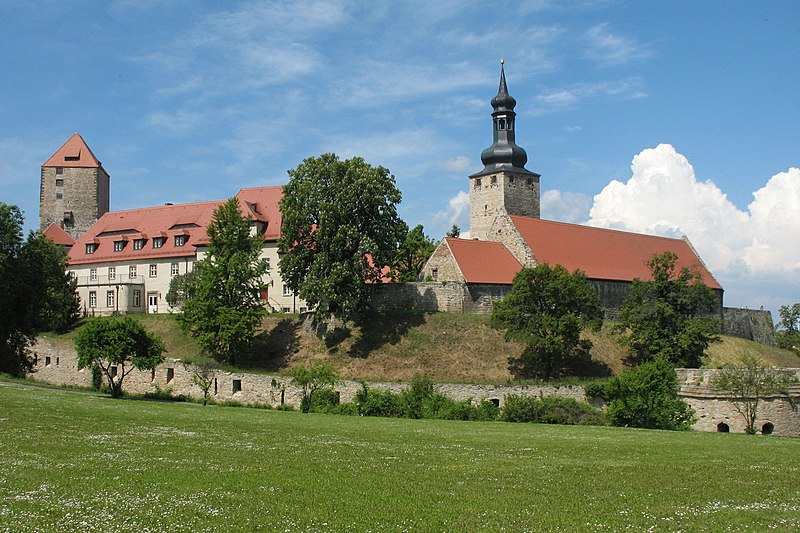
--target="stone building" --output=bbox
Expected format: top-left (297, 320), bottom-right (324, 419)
top-left (421, 64), bottom-right (723, 319)
top-left (39, 133), bottom-right (110, 240)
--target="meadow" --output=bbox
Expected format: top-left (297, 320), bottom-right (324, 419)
top-left (1, 384), bottom-right (799, 532)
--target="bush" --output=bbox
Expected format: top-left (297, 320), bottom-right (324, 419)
top-left (355, 384), bottom-right (405, 418)
top-left (402, 374), bottom-right (436, 419)
top-left (308, 387), bottom-right (340, 413)
top-left (605, 356), bottom-right (696, 430)
top-left (583, 381), bottom-right (607, 402)
top-left (500, 394), bottom-right (606, 426)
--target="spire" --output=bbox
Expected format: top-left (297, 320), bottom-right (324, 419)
top-left (471, 60), bottom-right (535, 178)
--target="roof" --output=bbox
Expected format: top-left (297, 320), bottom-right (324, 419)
top-left (42, 223), bottom-right (75, 246)
top-left (446, 238), bottom-right (522, 284)
top-left (234, 186), bottom-right (284, 240)
top-left (510, 216), bottom-right (722, 289)
top-left (68, 200), bottom-right (224, 265)
top-left (43, 133), bottom-right (102, 168)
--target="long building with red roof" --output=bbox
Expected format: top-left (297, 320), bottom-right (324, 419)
top-left (421, 65), bottom-right (723, 318)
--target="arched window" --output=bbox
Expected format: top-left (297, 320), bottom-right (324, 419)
top-left (762, 422), bottom-right (774, 435)
top-left (717, 422), bottom-right (730, 433)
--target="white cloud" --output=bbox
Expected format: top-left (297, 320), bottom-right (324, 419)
top-left (587, 144), bottom-right (800, 289)
top-left (533, 78), bottom-right (647, 113)
top-left (584, 23), bottom-right (651, 66)
top-left (541, 189), bottom-right (591, 223)
top-left (441, 156), bottom-right (472, 173)
top-left (433, 190), bottom-right (470, 231)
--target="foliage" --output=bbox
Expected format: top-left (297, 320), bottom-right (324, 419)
top-left (287, 360), bottom-right (339, 413)
top-left (776, 303), bottom-right (800, 355)
top-left (711, 354), bottom-right (798, 435)
top-left (278, 153), bottom-right (406, 320)
top-left (491, 264), bottom-right (603, 380)
top-left (183, 361), bottom-right (216, 406)
top-left (402, 374), bottom-right (436, 418)
top-left (605, 356), bottom-right (696, 430)
top-left (446, 225), bottom-right (461, 238)
top-left (0, 203), bottom-right (80, 376)
top-left (74, 317), bottom-right (165, 398)
top-left (354, 383), bottom-right (405, 418)
top-left (166, 269), bottom-right (201, 308)
top-left (178, 199), bottom-right (268, 365)
top-left (394, 224), bottom-right (436, 282)
top-left (500, 394), bottom-right (606, 426)
top-left (615, 251), bottom-right (720, 368)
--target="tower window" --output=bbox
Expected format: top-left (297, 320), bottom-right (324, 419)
top-left (491, 176), bottom-right (497, 185)
top-left (475, 178), bottom-right (481, 189)
top-left (55, 178), bottom-right (64, 187)
top-left (55, 193), bottom-right (63, 200)
top-left (55, 167), bottom-right (63, 175)
top-left (527, 178), bottom-right (532, 186)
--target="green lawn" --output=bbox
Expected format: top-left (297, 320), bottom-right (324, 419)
top-left (1, 384), bottom-right (799, 531)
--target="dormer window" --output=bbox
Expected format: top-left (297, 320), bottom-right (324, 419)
top-left (114, 241), bottom-right (124, 252)
top-left (86, 243), bottom-right (97, 254)
top-left (133, 239), bottom-right (145, 250)
top-left (153, 237), bottom-right (165, 249)
top-left (174, 235), bottom-right (187, 247)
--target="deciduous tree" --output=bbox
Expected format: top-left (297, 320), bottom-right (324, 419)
top-left (711, 354), bottom-right (797, 435)
top-left (776, 303), bottom-right (800, 355)
top-left (446, 225), bottom-right (461, 238)
top-left (278, 154), bottom-right (406, 321)
top-left (179, 198), bottom-right (268, 366)
top-left (74, 317), bottom-right (165, 398)
top-left (394, 224), bottom-right (435, 282)
top-left (491, 264), bottom-right (603, 380)
top-left (615, 251), bottom-right (720, 368)
top-left (183, 360), bottom-right (216, 406)
top-left (287, 360), bottom-right (338, 413)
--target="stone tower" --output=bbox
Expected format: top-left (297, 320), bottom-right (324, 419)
top-left (469, 62), bottom-right (540, 241)
top-left (39, 133), bottom-right (110, 240)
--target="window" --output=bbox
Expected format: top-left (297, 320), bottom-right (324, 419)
top-left (166, 368), bottom-right (175, 383)
top-left (133, 290), bottom-right (141, 307)
top-left (283, 285), bottom-right (292, 297)
top-left (90, 268), bottom-right (97, 281)
top-left (475, 178), bottom-right (481, 188)
top-left (55, 178), bottom-right (64, 187)
top-left (262, 257), bottom-right (271, 269)
top-left (69, 271), bottom-right (76, 279)
top-left (85, 243), bottom-right (96, 254)
top-left (108, 266), bottom-right (116, 281)
top-left (432, 268), bottom-right (438, 281)
top-left (153, 237), bottom-right (165, 249)
top-left (107, 290), bottom-right (115, 308)
top-left (299, 307), bottom-right (307, 314)
top-left (282, 307), bottom-right (290, 313)
top-left (171, 262), bottom-right (179, 276)
top-left (133, 239), bottom-right (144, 250)
top-left (55, 192), bottom-right (63, 200)
top-left (64, 212), bottom-right (74, 228)
top-left (129, 265), bottom-right (137, 279)
top-left (45, 356), bottom-right (51, 367)
top-left (149, 264), bottom-right (157, 278)
top-left (232, 380), bottom-right (242, 393)
top-left (89, 291), bottom-right (97, 308)
top-left (55, 167), bottom-right (63, 175)
top-left (174, 235), bottom-right (187, 247)
top-left (491, 176), bottom-right (497, 185)
top-left (114, 241), bottom-right (124, 252)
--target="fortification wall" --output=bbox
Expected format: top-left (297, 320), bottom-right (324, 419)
top-left (722, 307), bottom-right (777, 346)
top-left (29, 340), bottom-right (799, 436)
top-left (370, 282), bottom-right (510, 314)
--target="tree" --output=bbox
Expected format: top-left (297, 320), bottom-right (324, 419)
top-left (278, 154), bottom-right (406, 321)
top-left (287, 360), bottom-right (338, 413)
top-left (74, 317), bottom-right (165, 398)
top-left (776, 303), bottom-right (800, 355)
top-left (394, 224), bottom-right (435, 282)
top-left (605, 355), bottom-right (696, 430)
top-left (615, 251), bottom-right (720, 368)
top-left (446, 225), bottom-right (461, 238)
top-left (1, 203), bottom-right (80, 376)
top-left (166, 269), bottom-right (200, 308)
top-left (183, 360), bottom-right (216, 406)
top-left (711, 354), bottom-right (797, 435)
top-left (178, 199), bottom-right (268, 366)
top-left (491, 263), bottom-right (603, 380)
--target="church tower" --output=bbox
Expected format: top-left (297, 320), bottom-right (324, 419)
top-left (469, 62), bottom-right (540, 240)
top-left (39, 133), bottom-right (110, 240)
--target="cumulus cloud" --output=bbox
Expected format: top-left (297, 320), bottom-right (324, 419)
top-left (587, 144), bottom-right (800, 282)
top-left (541, 189), bottom-right (591, 223)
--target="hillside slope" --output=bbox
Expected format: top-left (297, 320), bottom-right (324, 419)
top-left (49, 312), bottom-right (799, 382)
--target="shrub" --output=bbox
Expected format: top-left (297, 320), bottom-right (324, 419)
top-left (402, 374), bottom-right (436, 419)
top-left (501, 395), bottom-right (542, 423)
top-left (355, 384), bottom-right (405, 418)
top-left (605, 356), bottom-right (696, 430)
top-left (308, 387), bottom-right (340, 413)
top-left (500, 394), bottom-right (606, 426)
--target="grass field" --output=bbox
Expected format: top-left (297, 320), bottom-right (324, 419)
top-left (2, 384), bottom-right (799, 531)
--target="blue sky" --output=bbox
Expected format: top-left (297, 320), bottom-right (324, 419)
top-left (1, 1), bottom-right (798, 320)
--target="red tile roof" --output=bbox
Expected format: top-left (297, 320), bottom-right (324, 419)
top-left (42, 223), bottom-right (75, 246)
top-left (510, 216), bottom-right (722, 289)
top-left (68, 200), bottom-right (224, 265)
top-left (43, 133), bottom-right (102, 168)
top-left (235, 186), bottom-right (284, 240)
top-left (446, 238), bottom-right (522, 284)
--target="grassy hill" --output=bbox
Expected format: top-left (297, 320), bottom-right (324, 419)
top-left (48, 311), bottom-right (799, 382)
top-left (2, 384), bottom-right (799, 530)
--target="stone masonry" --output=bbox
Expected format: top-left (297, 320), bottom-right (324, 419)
top-left (40, 164), bottom-right (110, 240)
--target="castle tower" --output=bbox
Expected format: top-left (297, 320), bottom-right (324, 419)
top-left (39, 133), bottom-right (110, 240)
top-left (469, 62), bottom-right (540, 240)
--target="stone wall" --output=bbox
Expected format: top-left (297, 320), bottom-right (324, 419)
top-left (722, 307), bottom-right (777, 346)
top-left (370, 282), bottom-right (510, 314)
top-left (40, 166), bottom-right (109, 240)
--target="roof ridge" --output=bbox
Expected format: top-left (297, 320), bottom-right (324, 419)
top-left (102, 199), bottom-right (226, 216)
top-left (510, 215), bottom-right (687, 243)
